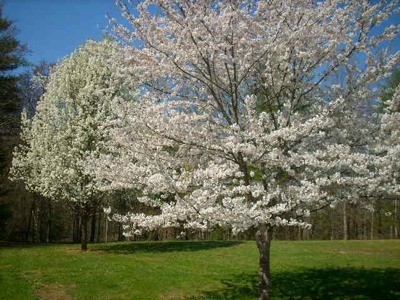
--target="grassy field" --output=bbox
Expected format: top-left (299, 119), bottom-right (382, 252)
top-left (0, 240), bottom-right (399, 299)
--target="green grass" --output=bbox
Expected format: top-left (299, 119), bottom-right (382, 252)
top-left (0, 240), bottom-right (399, 299)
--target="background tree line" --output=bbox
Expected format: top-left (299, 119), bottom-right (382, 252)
top-left (0, 2), bottom-right (399, 245)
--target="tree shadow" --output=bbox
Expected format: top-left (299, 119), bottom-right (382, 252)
top-left (94, 240), bottom-right (242, 254)
top-left (190, 267), bottom-right (400, 299)
top-left (0, 242), bottom-right (51, 248)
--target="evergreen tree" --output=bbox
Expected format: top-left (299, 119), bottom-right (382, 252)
top-left (0, 4), bottom-right (28, 236)
top-left (0, 4), bottom-right (28, 136)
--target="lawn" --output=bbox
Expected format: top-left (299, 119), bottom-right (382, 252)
top-left (0, 240), bottom-right (399, 299)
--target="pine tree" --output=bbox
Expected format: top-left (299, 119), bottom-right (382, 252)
top-left (0, 4), bottom-right (28, 238)
top-left (0, 4), bottom-right (27, 134)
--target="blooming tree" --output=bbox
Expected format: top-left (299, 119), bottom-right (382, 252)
top-left (93, 1), bottom-right (399, 298)
top-left (11, 39), bottom-right (133, 250)
top-left (374, 85), bottom-right (400, 237)
top-left (379, 86), bottom-right (400, 196)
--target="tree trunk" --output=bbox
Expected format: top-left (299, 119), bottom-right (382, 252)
top-left (26, 199), bottom-right (36, 242)
top-left (73, 206), bottom-right (81, 243)
top-left (377, 199), bottom-right (382, 238)
top-left (370, 211), bottom-right (374, 240)
top-left (81, 213), bottom-right (88, 251)
top-left (395, 199), bottom-right (399, 239)
top-left (343, 203), bottom-right (348, 240)
top-left (39, 197), bottom-right (50, 243)
top-left (97, 213), bottom-right (101, 242)
top-left (255, 225), bottom-right (273, 300)
top-left (47, 202), bottom-right (52, 243)
top-left (363, 223), bottom-right (367, 240)
top-left (90, 211), bottom-right (96, 243)
top-left (105, 214), bottom-right (108, 243)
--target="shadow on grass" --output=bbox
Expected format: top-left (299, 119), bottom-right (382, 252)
top-left (190, 267), bottom-right (400, 300)
top-left (95, 240), bottom-right (242, 254)
top-left (0, 242), bottom-right (53, 249)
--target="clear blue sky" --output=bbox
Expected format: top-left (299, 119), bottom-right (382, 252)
top-left (4, 0), bottom-right (122, 66)
top-left (3, 0), bottom-right (400, 69)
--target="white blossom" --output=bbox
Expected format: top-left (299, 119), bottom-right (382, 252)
top-left (94, 0), bottom-right (399, 238)
top-left (11, 39), bottom-right (134, 209)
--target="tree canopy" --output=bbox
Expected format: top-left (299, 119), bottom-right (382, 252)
top-left (90, 1), bottom-right (400, 298)
top-left (10, 1), bottom-right (400, 299)
top-left (11, 39), bottom-right (133, 250)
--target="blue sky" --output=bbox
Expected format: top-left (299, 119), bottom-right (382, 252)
top-left (4, 0), bottom-right (121, 66)
top-left (4, 0), bottom-right (400, 69)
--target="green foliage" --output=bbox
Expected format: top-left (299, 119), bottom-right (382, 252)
top-left (0, 5), bottom-right (28, 236)
top-left (0, 240), bottom-right (399, 299)
top-left (0, 4), bottom-right (28, 135)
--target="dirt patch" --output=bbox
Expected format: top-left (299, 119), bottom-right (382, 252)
top-left (36, 282), bottom-right (75, 300)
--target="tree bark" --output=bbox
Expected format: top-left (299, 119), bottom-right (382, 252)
top-left (26, 199), bottom-right (36, 242)
top-left (81, 212), bottom-right (88, 251)
top-left (343, 203), bottom-right (348, 240)
top-left (90, 211), bottom-right (96, 243)
top-left (370, 211), bottom-right (374, 240)
top-left (377, 199), bottom-right (382, 237)
top-left (47, 202), bottom-right (52, 243)
top-left (105, 214), bottom-right (108, 243)
top-left (73, 206), bottom-right (81, 243)
top-left (97, 213), bottom-right (101, 242)
top-left (255, 225), bottom-right (273, 300)
top-left (395, 199), bottom-right (399, 239)
top-left (39, 197), bottom-right (50, 243)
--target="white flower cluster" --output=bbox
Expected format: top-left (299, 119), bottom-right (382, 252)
top-left (93, 0), bottom-right (400, 237)
top-left (11, 39), bottom-right (134, 207)
top-left (12, 1), bottom-right (400, 239)
top-left (376, 86), bottom-right (400, 197)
